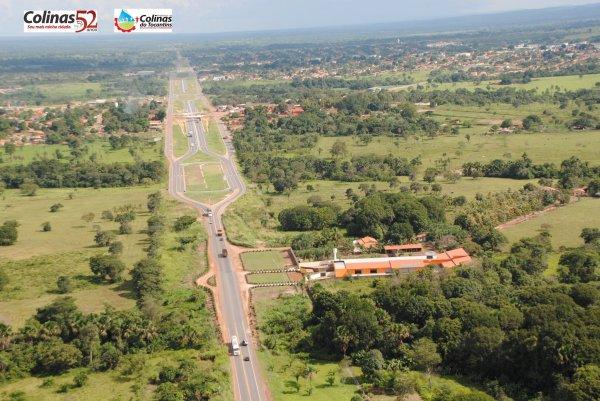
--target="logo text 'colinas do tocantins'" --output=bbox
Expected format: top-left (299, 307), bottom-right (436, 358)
top-left (114, 9), bottom-right (172, 33)
top-left (23, 10), bottom-right (98, 33)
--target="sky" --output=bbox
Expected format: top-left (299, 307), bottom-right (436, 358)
top-left (0, 0), bottom-right (596, 35)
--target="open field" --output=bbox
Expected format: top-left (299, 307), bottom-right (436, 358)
top-left (429, 72), bottom-right (600, 92)
top-left (241, 250), bottom-right (287, 271)
top-left (173, 123), bottom-right (189, 158)
top-left (0, 188), bottom-right (207, 327)
top-left (430, 102), bottom-right (579, 124)
top-left (0, 186), bottom-right (155, 325)
top-left (503, 198), bottom-right (600, 248)
top-left (0, 285), bottom-right (136, 329)
top-left (2, 139), bottom-right (162, 166)
top-left (312, 130), bottom-right (600, 170)
top-left (159, 198), bottom-right (207, 289)
top-left (12, 82), bottom-right (106, 104)
top-left (0, 186), bottom-right (156, 261)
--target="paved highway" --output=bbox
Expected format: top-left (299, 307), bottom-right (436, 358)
top-left (165, 74), bottom-right (266, 401)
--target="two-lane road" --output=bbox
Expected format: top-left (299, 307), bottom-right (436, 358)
top-left (165, 75), bottom-right (266, 401)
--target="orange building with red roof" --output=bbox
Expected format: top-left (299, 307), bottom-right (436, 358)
top-left (332, 248), bottom-right (471, 278)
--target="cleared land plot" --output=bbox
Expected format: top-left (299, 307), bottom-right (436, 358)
top-left (503, 198), bottom-right (600, 248)
top-left (172, 123), bottom-right (189, 158)
top-left (247, 272), bottom-right (291, 284)
top-left (312, 130), bottom-right (600, 170)
top-left (241, 250), bottom-right (287, 271)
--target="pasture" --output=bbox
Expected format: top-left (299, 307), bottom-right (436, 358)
top-left (502, 198), bottom-right (599, 248)
top-left (311, 130), bottom-right (600, 170)
top-left (429, 72), bottom-right (600, 92)
top-left (2, 139), bottom-right (162, 166)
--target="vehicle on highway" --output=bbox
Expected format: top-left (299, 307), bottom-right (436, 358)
top-left (244, 356), bottom-right (250, 361)
top-left (241, 339), bottom-right (248, 346)
top-left (207, 209), bottom-right (213, 217)
top-left (188, 131), bottom-right (192, 137)
top-left (231, 336), bottom-right (240, 356)
top-left (222, 248), bottom-right (228, 257)
top-left (217, 229), bottom-right (223, 236)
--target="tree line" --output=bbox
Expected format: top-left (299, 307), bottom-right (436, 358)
top-left (0, 159), bottom-right (164, 189)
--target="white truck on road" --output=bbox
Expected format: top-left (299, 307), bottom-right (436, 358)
top-left (231, 335), bottom-right (240, 356)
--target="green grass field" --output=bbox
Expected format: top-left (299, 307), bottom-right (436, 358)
top-left (183, 162), bottom-right (231, 205)
top-left (311, 130), bottom-right (600, 170)
top-left (23, 82), bottom-right (104, 103)
top-left (0, 187), bottom-right (211, 328)
top-left (503, 198), bottom-right (600, 248)
top-left (184, 162), bottom-right (229, 192)
top-left (241, 251), bottom-right (287, 271)
top-left (206, 118), bottom-right (227, 155)
top-left (173, 123), bottom-right (189, 158)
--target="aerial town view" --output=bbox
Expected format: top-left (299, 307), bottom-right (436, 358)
top-left (0, 1), bottom-right (599, 401)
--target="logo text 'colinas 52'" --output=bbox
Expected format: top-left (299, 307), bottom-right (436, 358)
top-left (23, 10), bottom-right (98, 33)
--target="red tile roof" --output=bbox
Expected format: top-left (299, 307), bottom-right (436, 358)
top-left (356, 236), bottom-right (379, 248)
top-left (384, 243), bottom-right (423, 251)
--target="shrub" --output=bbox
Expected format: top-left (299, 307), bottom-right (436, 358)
top-left (73, 371), bottom-right (88, 387)
top-left (49, 203), bottom-right (64, 212)
top-left (41, 221), bottom-right (52, 232)
top-left (19, 179), bottom-right (39, 196)
top-left (108, 241), bottom-right (124, 255)
top-left (0, 269), bottom-right (8, 291)
top-left (56, 276), bottom-right (72, 294)
top-left (89, 254), bottom-right (125, 283)
top-left (94, 230), bottom-right (115, 247)
top-left (119, 221), bottom-right (133, 235)
top-left (173, 215), bottom-right (196, 232)
top-left (0, 220), bottom-right (18, 246)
